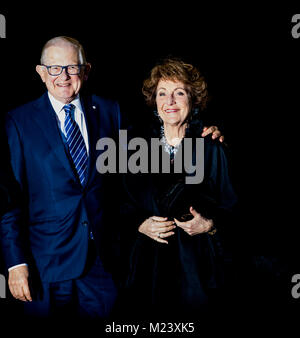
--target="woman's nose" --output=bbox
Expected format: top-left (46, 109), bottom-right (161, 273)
top-left (167, 93), bottom-right (175, 105)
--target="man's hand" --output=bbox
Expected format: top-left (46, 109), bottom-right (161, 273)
top-left (8, 265), bottom-right (32, 302)
top-left (202, 126), bottom-right (224, 142)
top-left (174, 206), bottom-right (213, 236)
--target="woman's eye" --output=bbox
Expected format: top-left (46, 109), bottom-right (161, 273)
top-left (176, 91), bottom-right (185, 96)
top-left (158, 92), bottom-right (166, 97)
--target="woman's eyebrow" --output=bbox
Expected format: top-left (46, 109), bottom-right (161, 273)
top-left (157, 87), bottom-right (186, 91)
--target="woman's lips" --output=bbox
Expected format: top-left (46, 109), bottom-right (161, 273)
top-left (165, 109), bottom-right (179, 113)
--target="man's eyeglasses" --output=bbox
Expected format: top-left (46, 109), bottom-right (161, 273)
top-left (41, 64), bottom-right (86, 76)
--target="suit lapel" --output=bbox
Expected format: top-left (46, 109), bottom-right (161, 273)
top-left (31, 93), bottom-right (79, 184)
top-left (30, 94), bottom-right (115, 189)
top-left (81, 95), bottom-right (102, 187)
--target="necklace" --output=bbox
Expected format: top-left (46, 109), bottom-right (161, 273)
top-left (160, 125), bottom-right (182, 158)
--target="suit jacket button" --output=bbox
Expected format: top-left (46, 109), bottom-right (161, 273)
top-left (82, 221), bottom-right (89, 226)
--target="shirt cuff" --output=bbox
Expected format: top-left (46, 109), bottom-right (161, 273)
top-left (8, 263), bottom-right (28, 272)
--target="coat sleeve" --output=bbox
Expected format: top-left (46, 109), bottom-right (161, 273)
top-left (0, 113), bottom-right (28, 270)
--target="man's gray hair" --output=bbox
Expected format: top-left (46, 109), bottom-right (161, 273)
top-left (40, 36), bottom-right (87, 64)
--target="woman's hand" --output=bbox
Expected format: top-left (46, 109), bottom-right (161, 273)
top-left (138, 216), bottom-right (176, 244)
top-left (174, 207), bottom-right (214, 236)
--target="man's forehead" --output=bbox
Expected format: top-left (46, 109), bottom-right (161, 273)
top-left (43, 44), bottom-right (79, 63)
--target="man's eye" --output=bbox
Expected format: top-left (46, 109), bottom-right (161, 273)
top-left (51, 66), bottom-right (60, 71)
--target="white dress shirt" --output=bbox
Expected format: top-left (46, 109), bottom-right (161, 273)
top-left (8, 93), bottom-right (89, 272)
top-left (48, 92), bottom-right (89, 153)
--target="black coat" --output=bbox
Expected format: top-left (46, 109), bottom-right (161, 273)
top-left (119, 120), bottom-right (238, 319)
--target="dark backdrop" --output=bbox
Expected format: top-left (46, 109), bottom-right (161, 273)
top-left (0, 3), bottom-right (299, 330)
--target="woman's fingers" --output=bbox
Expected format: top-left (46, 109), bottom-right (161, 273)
top-left (151, 216), bottom-right (168, 222)
top-left (151, 221), bottom-right (175, 228)
top-left (175, 219), bottom-right (195, 235)
top-left (174, 217), bottom-right (186, 228)
top-left (152, 223), bottom-right (176, 243)
top-left (157, 221), bottom-right (176, 227)
top-left (155, 224), bottom-right (176, 233)
top-left (158, 231), bottom-right (175, 238)
top-left (153, 230), bottom-right (174, 244)
top-left (149, 219), bottom-right (175, 232)
top-left (147, 216), bottom-right (176, 243)
top-left (174, 216), bottom-right (213, 236)
top-left (155, 237), bottom-right (169, 244)
top-left (189, 206), bottom-right (199, 218)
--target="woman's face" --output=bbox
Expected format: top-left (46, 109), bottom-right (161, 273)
top-left (156, 79), bottom-right (190, 126)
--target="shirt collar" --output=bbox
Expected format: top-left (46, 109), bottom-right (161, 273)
top-left (48, 92), bottom-right (82, 117)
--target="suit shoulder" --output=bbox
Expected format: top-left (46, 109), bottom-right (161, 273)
top-left (87, 94), bottom-right (121, 130)
top-left (7, 95), bottom-right (44, 121)
top-left (90, 94), bottom-right (119, 109)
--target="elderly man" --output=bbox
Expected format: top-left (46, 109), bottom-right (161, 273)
top-left (0, 36), bottom-right (223, 319)
top-left (0, 36), bottom-right (121, 318)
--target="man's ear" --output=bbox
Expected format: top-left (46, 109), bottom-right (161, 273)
top-left (83, 63), bottom-right (91, 81)
top-left (36, 65), bottom-right (46, 83)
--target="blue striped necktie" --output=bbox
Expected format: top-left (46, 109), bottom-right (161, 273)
top-left (63, 104), bottom-right (88, 185)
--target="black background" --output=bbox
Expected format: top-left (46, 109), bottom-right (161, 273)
top-left (0, 3), bottom-right (299, 333)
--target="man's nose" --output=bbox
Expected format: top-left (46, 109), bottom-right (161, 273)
top-left (59, 67), bottom-right (70, 80)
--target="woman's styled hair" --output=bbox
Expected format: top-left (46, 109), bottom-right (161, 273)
top-left (142, 57), bottom-right (209, 113)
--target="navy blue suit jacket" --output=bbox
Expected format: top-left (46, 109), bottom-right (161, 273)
top-left (0, 92), bottom-right (121, 283)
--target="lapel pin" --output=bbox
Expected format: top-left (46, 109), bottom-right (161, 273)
top-left (92, 105), bottom-right (96, 109)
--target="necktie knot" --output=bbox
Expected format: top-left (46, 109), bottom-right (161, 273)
top-left (63, 104), bottom-right (75, 117)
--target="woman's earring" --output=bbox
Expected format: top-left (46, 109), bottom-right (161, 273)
top-left (192, 108), bottom-right (199, 119)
